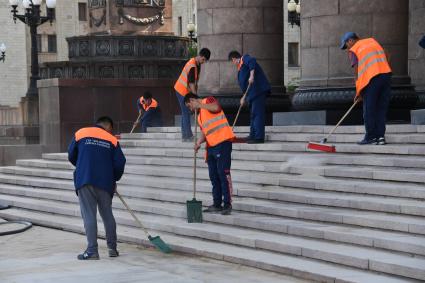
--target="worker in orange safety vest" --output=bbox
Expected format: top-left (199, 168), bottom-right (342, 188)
top-left (184, 93), bottom-right (235, 215)
top-left (137, 91), bottom-right (162, 133)
top-left (341, 32), bottom-right (392, 145)
top-left (174, 48), bottom-right (211, 142)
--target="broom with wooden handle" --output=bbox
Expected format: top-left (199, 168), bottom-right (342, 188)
top-left (307, 99), bottom-right (360, 153)
top-left (232, 84), bottom-right (251, 130)
top-left (130, 112), bottom-right (142, 134)
top-left (116, 191), bottom-right (171, 253)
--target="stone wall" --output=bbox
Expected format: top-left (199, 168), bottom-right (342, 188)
top-left (409, 0), bottom-right (425, 91)
top-left (197, 0), bottom-right (283, 95)
top-left (283, 1), bottom-right (301, 87)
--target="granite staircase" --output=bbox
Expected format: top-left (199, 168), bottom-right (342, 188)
top-left (0, 125), bottom-right (425, 282)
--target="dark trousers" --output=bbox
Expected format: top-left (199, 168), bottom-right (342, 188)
top-left (176, 92), bottom-right (193, 139)
top-left (361, 73), bottom-right (392, 140)
top-left (249, 93), bottom-right (266, 140)
top-left (207, 141), bottom-right (233, 207)
top-left (78, 185), bottom-right (117, 254)
top-left (140, 108), bottom-right (162, 133)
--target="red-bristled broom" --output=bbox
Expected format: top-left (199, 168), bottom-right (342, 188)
top-left (307, 100), bottom-right (360, 153)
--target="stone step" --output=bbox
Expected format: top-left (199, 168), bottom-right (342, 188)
top-left (0, 194), bottom-right (424, 281)
top-left (3, 164), bottom-right (425, 216)
top-left (122, 131), bottom-right (425, 145)
top-left (0, 173), bottom-right (424, 236)
top-left (7, 161), bottom-right (425, 216)
top-left (35, 152), bottom-right (425, 191)
top-left (1, 183), bottom-right (425, 257)
top-left (119, 138), bottom-right (425, 156)
top-left (12, 158), bottom-right (425, 201)
top-left (42, 149), bottom-right (425, 172)
top-left (139, 125), bottom-right (424, 134)
top-left (0, 208), bottom-right (416, 283)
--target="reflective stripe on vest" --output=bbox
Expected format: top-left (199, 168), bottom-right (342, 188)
top-left (174, 58), bottom-right (198, 96)
top-left (350, 38), bottom-right (392, 96)
top-left (198, 98), bottom-right (235, 147)
top-left (139, 97), bottom-right (158, 111)
top-left (237, 57), bottom-right (244, 71)
top-left (75, 127), bottom-right (118, 147)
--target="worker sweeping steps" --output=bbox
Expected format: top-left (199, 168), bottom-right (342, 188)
top-left (308, 32), bottom-right (392, 153)
top-left (67, 31), bottom-right (395, 258)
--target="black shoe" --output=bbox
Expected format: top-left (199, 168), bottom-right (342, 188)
top-left (221, 205), bottom-right (232, 215)
top-left (203, 205), bottom-right (223, 213)
top-left (376, 137), bottom-right (386, 145)
top-left (77, 251), bottom-right (99, 260)
top-left (357, 138), bottom-right (376, 145)
top-left (108, 248), bottom-right (119, 257)
top-left (247, 139), bottom-right (264, 144)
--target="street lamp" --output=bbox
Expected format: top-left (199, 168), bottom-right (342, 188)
top-left (187, 23), bottom-right (197, 43)
top-left (9, 0), bottom-right (56, 96)
top-left (0, 44), bottom-right (6, 62)
top-left (288, 0), bottom-right (300, 28)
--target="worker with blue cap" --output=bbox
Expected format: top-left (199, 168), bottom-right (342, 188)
top-left (340, 32), bottom-right (392, 146)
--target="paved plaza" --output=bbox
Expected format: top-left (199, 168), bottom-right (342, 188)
top-left (0, 224), bottom-right (307, 283)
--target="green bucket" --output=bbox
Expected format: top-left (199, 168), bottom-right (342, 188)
top-left (186, 198), bottom-right (203, 223)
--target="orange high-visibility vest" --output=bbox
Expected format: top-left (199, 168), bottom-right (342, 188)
top-left (350, 38), bottom-right (392, 97)
top-left (139, 96), bottom-right (158, 111)
top-left (174, 58), bottom-right (198, 96)
top-left (198, 98), bottom-right (235, 147)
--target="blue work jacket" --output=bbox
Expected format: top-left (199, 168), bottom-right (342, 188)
top-left (238, 54), bottom-right (271, 102)
top-left (68, 125), bottom-right (126, 196)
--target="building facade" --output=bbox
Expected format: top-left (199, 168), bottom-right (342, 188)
top-left (0, 0), bottom-right (88, 109)
top-left (172, 0), bottom-right (196, 37)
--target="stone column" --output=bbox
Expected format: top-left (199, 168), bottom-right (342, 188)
top-left (197, 0), bottom-right (283, 95)
top-left (409, 0), bottom-right (425, 105)
top-left (293, 0), bottom-right (416, 113)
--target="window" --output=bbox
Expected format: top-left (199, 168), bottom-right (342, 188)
top-left (48, 35), bottom-right (57, 53)
top-left (47, 7), bottom-right (56, 20)
top-left (288, 42), bottom-right (299, 67)
top-left (36, 34), bottom-right (42, 52)
top-left (178, 16), bottom-right (182, 36)
top-left (79, 3), bottom-right (87, 21)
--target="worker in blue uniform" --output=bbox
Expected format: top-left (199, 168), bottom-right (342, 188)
top-left (68, 116), bottom-right (126, 260)
top-left (228, 51), bottom-right (271, 144)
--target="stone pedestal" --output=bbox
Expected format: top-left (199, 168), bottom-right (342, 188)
top-left (293, 0), bottom-right (417, 117)
top-left (38, 78), bottom-right (179, 152)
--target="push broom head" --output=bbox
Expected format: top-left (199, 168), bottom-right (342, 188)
top-left (307, 142), bottom-right (336, 153)
top-left (148, 235), bottom-right (172, 254)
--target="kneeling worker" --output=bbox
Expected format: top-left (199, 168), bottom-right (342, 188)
top-left (137, 91), bottom-right (162, 133)
top-left (184, 93), bottom-right (235, 215)
top-left (68, 116), bottom-right (126, 260)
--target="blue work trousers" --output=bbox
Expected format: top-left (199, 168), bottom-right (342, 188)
top-left (140, 108), bottom-right (161, 133)
top-left (78, 185), bottom-right (117, 254)
top-left (176, 92), bottom-right (193, 139)
top-left (207, 141), bottom-right (233, 207)
top-left (361, 73), bottom-right (392, 140)
top-left (249, 93), bottom-right (266, 140)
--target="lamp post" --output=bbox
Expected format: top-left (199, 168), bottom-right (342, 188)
top-left (288, 0), bottom-right (300, 28)
top-left (9, 0), bottom-right (56, 97)
top-left (187, 22), bottom-right (197, 44)
top-left (0, 44), bottom-right (6, 62)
